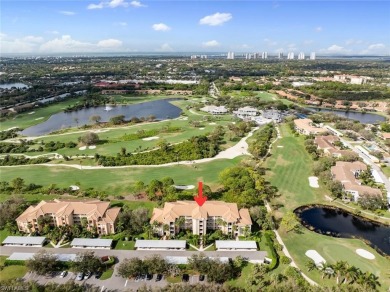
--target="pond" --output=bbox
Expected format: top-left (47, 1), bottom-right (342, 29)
top-left (0, 83), bottom-right (29, 89)
top-left (295, 206), bottom-right (390, 256)
top-left (21, 99), bottom-right (182, 136)
top-left (307, 107), bottom-right (386, 124)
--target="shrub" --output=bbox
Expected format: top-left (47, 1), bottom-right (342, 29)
top-left (280, 255), bottom-right (292, 265)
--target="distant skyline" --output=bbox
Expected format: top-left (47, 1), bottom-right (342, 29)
top-left (1, 1), bottom-right (389, 55)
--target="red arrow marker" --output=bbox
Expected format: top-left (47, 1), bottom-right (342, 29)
top-left (194, 181), bottom-right (207, 206)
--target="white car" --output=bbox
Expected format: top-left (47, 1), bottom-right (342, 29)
top-left (59, 271), bottom-right (68, 278)
top-left (76, 273), bottom-right (84, 281)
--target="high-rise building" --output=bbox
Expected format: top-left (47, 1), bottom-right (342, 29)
top-left (245, 53), bottom-right (252, 60)
top-left (287, 52), bottom-right (295, 59)
top-left (227, 52), bottom-right (235, 59)
top-left (310, 52), bottom-right (316, 60)
top-left (278, 52), bottom-right (284, 59)
top-left (261, 52), bottom-right (268, 59)
top-left (298, 52), bottom-right (305, 60)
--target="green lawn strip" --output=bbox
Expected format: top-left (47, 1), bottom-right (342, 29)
top-left (0, 265), bottom-right (28, 281)
top-left (114, 240), bottom-right (135, 250)
top-left (0, 157), bottom-right (244, 196)
top-left (0, 229), bottom-right (11, 243)
top-left (0, 98), bottom-right (84, 131)
top-left (100, 268), bottom-right (114, 280)
top-left (166, 276), bottom-right (182, 283)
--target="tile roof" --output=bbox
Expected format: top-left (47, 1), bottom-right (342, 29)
top-left (150, 201), bottom-right (251, 225)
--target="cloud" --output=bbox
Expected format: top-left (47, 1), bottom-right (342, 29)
top-left (303, 40), bottom-right (314, 45)
top-left (59, 11), bottom-right (76, 16)
top-left (199, 12), bottom-right (232, 26)
top-left (320, 44), bottom-right (352, 55)
top-left (315, 26), bottom-right (322, 32)
top-left (156, 43), bottom-right (173, 52)
top-left (87, 2), bottom-right (104, 9)
top-left (108, 0), bottom-right (128, 8)
top-left (202, 40), bottom-right (220, 47)
top-left (360, 43), bottom-right (387, 55)
top-left (152, 23), bottom-right (171, 31)
top-left (87, 0), bottom-right (145, 9)
top-left (130, 1), bottom-right (146, 7)
top-left (39, 35), bottom-right (123, 52)
top-left (241, 44), bottom-right (251, 49)
top-left (97, 39), bottom-right (123, 48)
top-left (0, 33), bottom-right (41, 53)
top-left (23, 36), bottom-right (44, 43)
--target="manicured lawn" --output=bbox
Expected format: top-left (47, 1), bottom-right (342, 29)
top-left (0, 229), bottom-right (11, 243)
top-left (0, 256), bottom-right (28, 281)
top-left (0, 97), bottom-right (83, 131)
top-left (114, 240), bottom-right (135, 250)
top-left (263, 124), bottom-right (390, 290)
top-left (0, 157), bottom-right (244, 197)
top-left (381, 165), bottom-right (390, 178)
top-left (100, 268), bottom-right (114, 280)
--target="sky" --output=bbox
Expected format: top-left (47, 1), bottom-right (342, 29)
top-left (1, 0), bottom-right (389, 55)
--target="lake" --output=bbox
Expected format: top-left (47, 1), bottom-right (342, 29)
top-left (307, 107), bottom-right (386, 124)
top-left (296, 206), bottom-right (390, 256)
top-left (21, 99), bottom-right (182, 136)
top-left (0, 83), bottom-right (29, 89)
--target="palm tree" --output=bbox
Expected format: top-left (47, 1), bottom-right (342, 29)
top-left (357, 271), bottom-right (381, 291)
top-left (343, 265), bottom-right (359, 284)
top-left (305, 259), bottom-right (317, 272)
top-left (332, 261), bottom-right (348, 285)
top-left (175, 217), bottom-right (185, 232)
top-left (320, 263), bottom-right (334, 280)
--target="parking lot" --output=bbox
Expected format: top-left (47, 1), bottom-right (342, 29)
top-left (23, 271), bottom-right (205, 291)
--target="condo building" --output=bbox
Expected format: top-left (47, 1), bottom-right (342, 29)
top-left (16, 199), bottom-right (120, 235)
top-left (150, 201), bottom-right (252, 237)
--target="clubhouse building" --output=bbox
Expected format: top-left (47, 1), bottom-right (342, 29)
top-left (150, 200), bottom-right (252, 237)
top-left (16, 199), bottom-right (120, 235)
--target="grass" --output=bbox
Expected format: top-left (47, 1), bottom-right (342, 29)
top-left (0, 156), bottom-right (245, 197)
top-left (0, 256), bottom-right (28, 281)
top-left (166, 276), bottom-right (182, 283)
top-left (100, 268), bottom-right (114, 280)
top-left (228, 90), bottom-right (293, 105)
top-left (114, 240), bottom-right (135, 250)
top-left (263, 123), bottom-right (390, 290)
top-left (0, 97), bottom-right (83, 131)
top-left (381, 165), bottom-right (390, 178)
top-left (0, 229), bottom-right (11, 244)
top-left (0, 265), bottom-right (28, 281)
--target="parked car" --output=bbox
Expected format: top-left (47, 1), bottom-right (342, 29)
top-left (155, 274), bottom-right (163, 282)
top-left (95, 271), bottom-right (102, 279)
top-left (59, 271), bottom-right (68, 278)
top-left (84, 272), bottom-right (91, 280)
top-left (76, 273), bottom-right (84, 281)
top-left (199, 274), bottom-right (205, 281)
top-left (182, 274), bottom-right (189, 282)
top-left (135, 275), bottom-right (141, 282)
top-left (146, 274), bottom-right (153, 281)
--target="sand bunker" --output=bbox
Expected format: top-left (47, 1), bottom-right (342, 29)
top-left (28, 111), bottom-right (35, 115)
top-left (305, 250), bottom-right (326, 266)
top-left (79, 146), bottom-right (87, 150)
top-left (209, 122), bottom-right (217, 125)
top-left (69, 185), bottom-right (80, 191)
top-left (88, 145), bottom-right (96, 149)
top-left (199, 128), bottom-right (205, 130)
top-left (35, 117), bottom-right (44, 120)
top-left (308, 176), bottom-right (319, 188)
top-left (142, 136), bottom-right (159, 141)
top-left (174, 185), bottom-right (195, 190)
top-left (356, 249), bottom-right (375, 260)
top-left (277, 145), bottom-right (284, 148)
